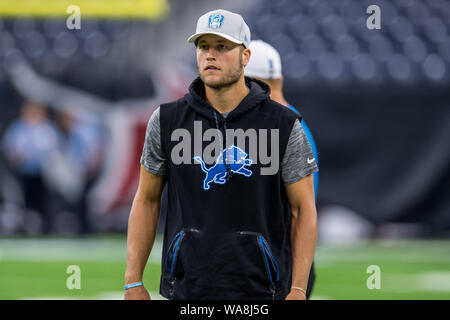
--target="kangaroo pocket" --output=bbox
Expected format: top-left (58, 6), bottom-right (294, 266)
top-left (163, 229), bottom-right (280, 299)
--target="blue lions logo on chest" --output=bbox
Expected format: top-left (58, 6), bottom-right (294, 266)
top-left (193, 145), bottom-right (253, 190)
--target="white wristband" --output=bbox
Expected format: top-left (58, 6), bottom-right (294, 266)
top-left (291, 286), bottom-right (306, 295)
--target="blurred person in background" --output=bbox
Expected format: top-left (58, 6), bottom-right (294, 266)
top-left (50, 109), bottom-right (106, 234)
top-left (245, 39), bottom-right (319, 299)
top-left (1, 100), bottom-right (60, 234)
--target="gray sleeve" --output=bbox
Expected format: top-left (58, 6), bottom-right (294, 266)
top-left (281, 118), bottom-right (318, 186)
top-left (140, 107), bottom-right (166, 175)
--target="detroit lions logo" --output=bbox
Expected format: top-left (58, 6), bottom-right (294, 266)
top-left (193, 145), bottom-right (253, 190)
top-left (208, 14), bottom-right (224, 29)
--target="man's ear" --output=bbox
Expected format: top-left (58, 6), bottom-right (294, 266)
top-left (242, 48), bottom-right (251, 67)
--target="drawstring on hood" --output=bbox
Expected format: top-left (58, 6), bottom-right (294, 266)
top-left (184, 76), bottom-right (271, 180)
top-left (213, 109), bottom-right (233, 180)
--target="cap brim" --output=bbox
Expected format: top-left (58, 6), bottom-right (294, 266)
top-left (187, 31), bottom-right (243, 46)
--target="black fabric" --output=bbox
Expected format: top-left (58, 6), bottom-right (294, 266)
top-left (306, 261), bottom-right (315, 299)
top-left (158, 77), bottom-right (301, 299)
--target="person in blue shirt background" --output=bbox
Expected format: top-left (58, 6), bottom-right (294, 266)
top-left (2, 100), bottom-right (61, 233)
top-left (245, 39), bottom-right (319, 299)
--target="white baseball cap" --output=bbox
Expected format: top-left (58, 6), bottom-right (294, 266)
top-left (245, 40), bottom-right (282, 79)
top-left (187, 9), bottom-right (251, 48)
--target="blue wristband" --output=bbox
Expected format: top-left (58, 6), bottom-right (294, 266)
top-left (124, 281), bottom-right (144, 290)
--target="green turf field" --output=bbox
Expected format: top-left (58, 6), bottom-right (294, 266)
top-left (0, 236), bottom-right (449, 300)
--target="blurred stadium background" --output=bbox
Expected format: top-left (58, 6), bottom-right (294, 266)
top-left (0, 0), bottom-right (449, 300)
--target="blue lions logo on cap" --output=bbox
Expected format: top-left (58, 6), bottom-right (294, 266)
top-left (208, 14), bottom-right (224, 29)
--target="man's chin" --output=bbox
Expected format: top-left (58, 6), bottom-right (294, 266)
top-left (201, 73), bottom-right (219, 83)
top-left (204, 80), bottom-right (225, 89)
top-left (203, 77), bottom-right (239, 90)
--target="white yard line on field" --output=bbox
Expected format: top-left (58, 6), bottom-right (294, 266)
top-left (382, 272), bottom-right (450, 292)
top-left (0, 238), bottom-right (163, 263)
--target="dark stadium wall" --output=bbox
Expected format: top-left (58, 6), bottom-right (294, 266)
top-left (284, 86), bottom-right (450, 236)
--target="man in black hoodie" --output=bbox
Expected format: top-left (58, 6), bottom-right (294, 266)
top-left (124, 9), bottom-right (318, 300)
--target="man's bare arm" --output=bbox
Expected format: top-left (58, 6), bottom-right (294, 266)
top-left (285, 174), bottom-right (318, 300)
top-left (124, 165), bottom-right (165, 300)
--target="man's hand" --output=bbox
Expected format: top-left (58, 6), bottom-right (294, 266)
top-left (285, 289), bottom-right (307, 300)
top-left (124, 286), bottom-right (151, 300)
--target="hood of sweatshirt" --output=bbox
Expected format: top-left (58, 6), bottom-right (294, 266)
top-left (184, 76), bottom-right (271, 123)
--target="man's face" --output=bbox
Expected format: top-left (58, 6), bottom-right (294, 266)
top-left (196, 34), bottom-right (248, 90)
